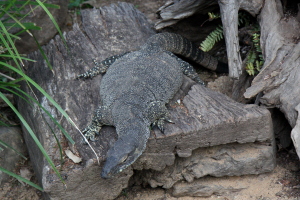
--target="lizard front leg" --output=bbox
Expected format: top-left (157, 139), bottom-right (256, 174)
top-left (82, 105), bottom-right (112, 141)
top-left (166, 51), bottom-right (205, 85)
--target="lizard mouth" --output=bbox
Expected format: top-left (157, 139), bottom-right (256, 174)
top-left (101, 156), bottom-right (132, 179)
top-left (101, 169), bottom-right (112, 179)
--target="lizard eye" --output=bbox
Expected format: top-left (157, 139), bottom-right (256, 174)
top-left (120, 155), bottom-right (128, 163)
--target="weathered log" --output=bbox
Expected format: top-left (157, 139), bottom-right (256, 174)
top-left (135, 142), bottom-right (275, 190)
top-left (155, 0), bottom-right (218, 30)
top-left (18, 3), bottom-right (155, 199)
top-left (16, 2), bottom-right (275, 199)
top-left (243, 0), bottom-right (300, 157)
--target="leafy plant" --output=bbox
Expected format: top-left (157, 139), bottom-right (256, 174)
top-left (200, 11), bottom-right (264, 75)
top-left (200, 12), bottom-right (250, 52)
top-left (0, 0), bottom-right (75, 191)
top-left (200, 25), bottom-right (223, 52)
top-left (245, 33), bottom-right (264, 75)
top-left (68, 0), bottom-right (92, 10)
top-left (208, 12), bottom-right (220, 21)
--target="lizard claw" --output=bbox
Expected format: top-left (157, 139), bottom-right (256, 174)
top-left (194, 76), bottom-right (206, 86)
top-left (81, 124), bottom-right (101, 143)
top-left (82, 129), bottom-right (96, 142)
top-left (152, 117), bottom-right (174, 134)
top-left (157, 119), bottom-right (165, 133)
top-left (77, 73), bottom-right (89, 79)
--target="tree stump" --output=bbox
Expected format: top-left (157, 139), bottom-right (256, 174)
top-left (17, 2), bottom-right (275, 199)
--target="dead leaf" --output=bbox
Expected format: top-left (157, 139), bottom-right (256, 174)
top-left (65, 149), bottom-right (82, 163)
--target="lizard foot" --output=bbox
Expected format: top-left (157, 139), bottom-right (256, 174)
top-left (152, 116), bottom-right (174, 133)
top-left (82, 124), bottom-right (102, 142)
top-left (77, 59), bottom-right (108, 79)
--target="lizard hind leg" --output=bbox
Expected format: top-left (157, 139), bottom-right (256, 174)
top-left (147, 101), bottom-right (173, 133)
top-left (77, 52), bottom-right (130, 79)
top-left (165, 51), bottom-right (205, 85)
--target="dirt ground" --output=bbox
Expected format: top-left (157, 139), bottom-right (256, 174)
top-left (1, 1), bottom-right (300, 200)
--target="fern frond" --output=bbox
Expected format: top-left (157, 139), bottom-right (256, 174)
top-left (246, 50), bottom-right (257, 64)
top-left (255, 60), bottom-right (263, 72)
top-left (238, 12), bottom-right (250, 26)
top-left (245, 50), bottom-right (258, 75)
top-left (200, 25), bottom-right (224, 52)
top-left (208, 12), bottom-right (220, 21)
top-left (246, 62), bottom-right (255, 76)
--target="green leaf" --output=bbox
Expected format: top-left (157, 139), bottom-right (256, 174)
top-left (32, 34), bottom-right (53, 70)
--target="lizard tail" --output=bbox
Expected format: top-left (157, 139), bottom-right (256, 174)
top-left (143, 32), bottom-right (228, 73)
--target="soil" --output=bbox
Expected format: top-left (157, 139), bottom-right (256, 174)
top-left (1, 1), bottom-right (300, 200)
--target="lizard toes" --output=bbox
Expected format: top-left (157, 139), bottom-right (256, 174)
top-left (84, 131), bottom-right (96, 142)
top-left (157, 119), bottom-right (165, 133)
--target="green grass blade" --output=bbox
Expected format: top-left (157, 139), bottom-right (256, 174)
top-left (0, 20), bottom-right (23, 69)
top-left (0, 120), bottom-right (18, 127)
top-left (9, 77), bottom-right (26, 84)
top-left (3, 22), bottom-right (41, 30)
top-left (0, 30), bottom-right (20, 40)
top-left (32, 34), bottom-right (53, 70)
top-left (0, 166), bottom-right (43, 191)
top-left (12, 86), bottom-right (75, 144)
top-left (0, 8), bottom-right (34, 36)
top-left (8, 86), bottom-right (65, 165)
top-left (0, 54), bottom-right (36, 62)
top-left (0, 81), bottom-right (19, 87)
top-left (0, 0), bottom-right (14, 18)
top-left (0, 140), bottom-right (27, 160)
top-left (0, 61), bottom-right (75, 144)
top-left (35, 0), bottom-right (67, 47)
top-left (0, 84), bottom-right (74, 146)
top-left (0, 92), bottom-right (66, 185)
top-left (0, 1), bottom-right (60, 9)
top-left (15, 0), bottom-right (34, 13)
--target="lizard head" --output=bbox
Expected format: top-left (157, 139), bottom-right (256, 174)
top-left (101, 129), bottom-right (149, 178)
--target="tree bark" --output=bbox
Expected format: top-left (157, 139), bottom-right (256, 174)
top-left (244, 0), bottom-right (300, 157)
